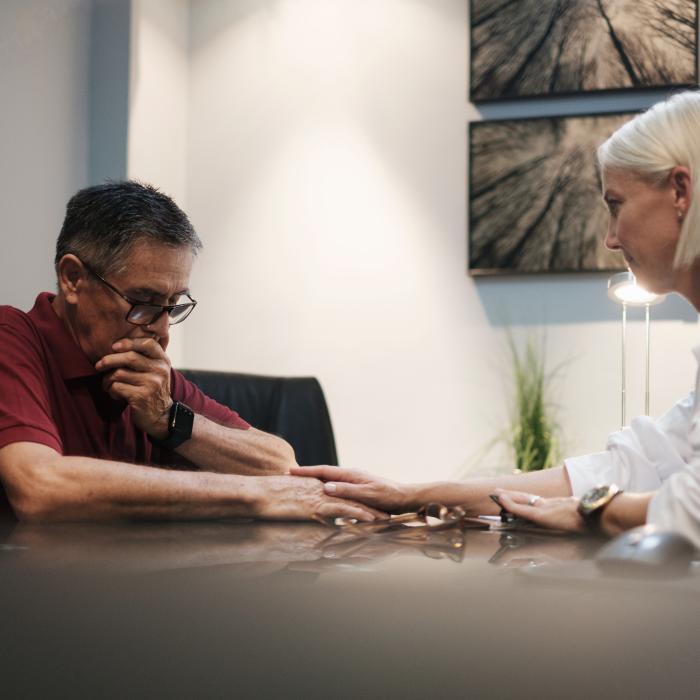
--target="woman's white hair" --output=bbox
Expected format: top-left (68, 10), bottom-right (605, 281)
top-left (597, 90), bottom-right (700, 269)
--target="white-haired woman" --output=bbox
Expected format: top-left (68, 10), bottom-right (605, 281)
top-left (293, 91), bottom-right (700, 546)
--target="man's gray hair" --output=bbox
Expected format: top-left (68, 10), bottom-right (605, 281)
top-left (55, 180), bottom-right (203, 276)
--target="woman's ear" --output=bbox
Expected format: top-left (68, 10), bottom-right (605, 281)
top-left (670, 165), bottom-right (693, 216)
top-left (56, 254), bottom-right (87, 304)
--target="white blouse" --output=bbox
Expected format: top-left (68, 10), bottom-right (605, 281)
top-left (565, 346), bottom-right (700, 547)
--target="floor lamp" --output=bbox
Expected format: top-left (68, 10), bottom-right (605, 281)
top-left (607, 271), bottom-right (666, 428)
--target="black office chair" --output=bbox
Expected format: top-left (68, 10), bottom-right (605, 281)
top-left (179, 369), bottom-right (338, 466)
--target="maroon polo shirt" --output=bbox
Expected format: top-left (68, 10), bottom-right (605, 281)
top-left (0, 293), bottom-right (249, 518)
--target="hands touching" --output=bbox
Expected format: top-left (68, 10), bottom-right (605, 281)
top-left (289, 466), bottom-right (412, 513)
top-left (286, 473), bottom-right (591, 532)
top-left (255, 474), bottom-right (387, 522)
top-left (95, 337), bottom-right (172, 438)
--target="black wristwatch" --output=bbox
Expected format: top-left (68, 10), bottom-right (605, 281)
top-left (577, 484), bottom-right (623, 531)
top-left (151, 401), bottom-right (194, 450)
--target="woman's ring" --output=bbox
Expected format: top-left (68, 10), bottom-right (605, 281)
top-left (528, 495), bottom-right (541, 506)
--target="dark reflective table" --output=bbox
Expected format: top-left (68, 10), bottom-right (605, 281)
top-left (1, 520), bottom-right (698, 699)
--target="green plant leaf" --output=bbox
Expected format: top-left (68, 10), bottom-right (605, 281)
top-left (506, 330), bottom-right (561, 471)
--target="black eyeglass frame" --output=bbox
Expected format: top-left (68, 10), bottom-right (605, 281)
top-left (80, 260), bottom-right (197, 326)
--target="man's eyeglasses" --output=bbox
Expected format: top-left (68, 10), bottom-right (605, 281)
top-left (81, 260), bottom-right (197, 326)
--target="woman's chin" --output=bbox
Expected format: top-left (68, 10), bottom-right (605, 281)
top-left (631, 269), bottom-right (656, 291)
top-left (635, 273), bottom-right (669, 295)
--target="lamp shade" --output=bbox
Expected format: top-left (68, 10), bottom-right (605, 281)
top-left (607, 271), bottom-right (666, 306)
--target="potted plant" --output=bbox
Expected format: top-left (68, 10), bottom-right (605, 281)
top-left (506, 333), bottom-right (561, 472)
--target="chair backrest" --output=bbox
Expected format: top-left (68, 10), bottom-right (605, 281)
top-left (179, 369), bottom-right (338, 466)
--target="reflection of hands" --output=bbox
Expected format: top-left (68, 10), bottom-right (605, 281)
top-left (289, 466), bottom-right (410, 513)
top-left (300, 532), bottom-right (447, 570)
top-left (95, 337), bottom-right (172, 438)
top-left (495, 488), bottom-right (585, 534)
top-left (255, 475), bottom-right (388, 522)
top-left (8, 522), bottom-right (334, 574)
top-left (488, 532), bottom-right (596, 567)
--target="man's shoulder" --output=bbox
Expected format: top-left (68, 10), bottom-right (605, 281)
top-left (0, 304), bottom-right (34, 331)
top-left (0, 304), bottom-right (44, 353)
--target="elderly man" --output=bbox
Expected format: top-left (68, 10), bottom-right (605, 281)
top-left (0, 181), bottom-right (380, 523)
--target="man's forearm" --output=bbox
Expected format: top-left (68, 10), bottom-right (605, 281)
top-left (405, 466), bottom-right (573, 515)
top-left (1, 442), bottom-right (382, 525)
top-left (10, 450), bottom-right (266, 523)
top-left (176, 415), bottom-right (296, 476)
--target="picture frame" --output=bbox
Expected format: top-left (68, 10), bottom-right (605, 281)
top-left (469, 0), bottom-right (699, 103)
top-left (468, 111), bottom-right (635, 276)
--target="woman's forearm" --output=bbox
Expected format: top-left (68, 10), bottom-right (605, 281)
top-left (407, 466), bottom-right (574, 515)
top-left (599, 492), bottom-right (653, 536)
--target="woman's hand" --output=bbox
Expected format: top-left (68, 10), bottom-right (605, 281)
top-left (289, 466), bottom-right (413, 513)
top-left (254, 474), bottom-right (388, 522)
top-left (494, 488), bottom-right (586, 534)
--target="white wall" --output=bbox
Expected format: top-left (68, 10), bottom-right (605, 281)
top-left (183, 0), bottom-right (699, 480)
top-left (0, 0), bottom-right (91, 310)
top-left (128, 0), bottom-right (189, 208)
top-left (127, 0), bottom-right (190, 366)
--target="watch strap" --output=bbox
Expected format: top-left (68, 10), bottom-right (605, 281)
top-left (150, 401), bottom-right (194, 450)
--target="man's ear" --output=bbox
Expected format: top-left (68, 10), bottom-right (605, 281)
top-left (56, 255), bottom-right (88, 305)
top-left (669, 165), bottom-right (693, 216)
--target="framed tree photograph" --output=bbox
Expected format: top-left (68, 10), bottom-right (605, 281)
top-left (470, 0), bottom-right (698, 102)
top-left (468, 112), bottom-right (635, 275)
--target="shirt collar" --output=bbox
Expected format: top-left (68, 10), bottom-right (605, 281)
top-left (28, 292), bottom-right (99, 380)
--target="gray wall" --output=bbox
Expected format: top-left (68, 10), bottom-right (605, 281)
top-left (0, 0), bottom-right (92, 310)
top-left (0, 0), bottom-right (132, 311)
top-left (89, 0), bottom-right (131, 185)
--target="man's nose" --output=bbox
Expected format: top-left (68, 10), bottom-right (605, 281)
top-left (146, 309), bottom-right (170, 338)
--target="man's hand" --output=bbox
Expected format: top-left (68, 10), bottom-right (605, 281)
top-left (289, 466), bottom-right (411, 513)
top-left (95, 337), bottom-right (172, 438)
top-left (494, 488), bottom-right (586, 533)
top-left (255, 474), bottom-right (388, 522)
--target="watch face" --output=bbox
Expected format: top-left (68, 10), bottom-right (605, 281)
top-left (173, 402), bottom-right (194, 437)
top-left (582, 486), bottom-right (610, 508)
top-left (579, 484), bottom-right (620, 518)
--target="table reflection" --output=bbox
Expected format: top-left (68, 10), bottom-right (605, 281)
top-left (1, 518), bottom-right (604, 578)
